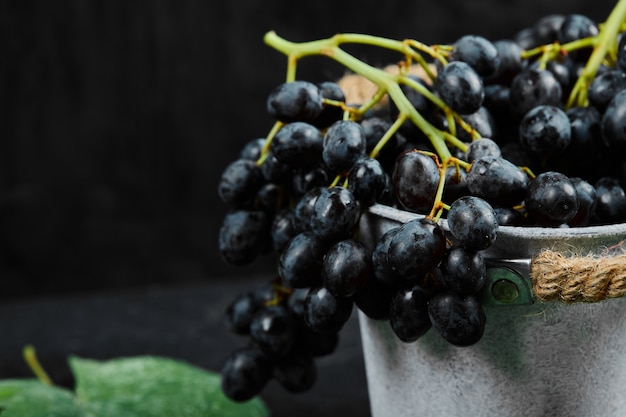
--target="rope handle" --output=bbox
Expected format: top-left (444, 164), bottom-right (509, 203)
top-left (530, 250), bottom-right (626, 303)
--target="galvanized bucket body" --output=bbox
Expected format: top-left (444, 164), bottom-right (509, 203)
top-left (358, 204), bottom-right (626, 417)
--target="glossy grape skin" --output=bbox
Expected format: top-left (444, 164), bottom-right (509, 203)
top-left (292, 187), bottom-right (324, 232)
top-left (465, 138), bottom-right (501, 162)
top-left (450, 35), bottom-right (500, 78)
top-left (371, 227), bottom-right (402, 288)
top-left (533, 14), bottom-right (566, 45)
top-left (278, 232), bottom-right (326, 289)
top-left (525, 171), bottom-right (580, 226)
top-left (360, 116), bottom-right (401, 169)
top-left (519, 105), bottom-right (571, 156)
top-left (303, 285), bottom-right (354, 334)
top-left (601, 90), bottom-right (626, 151)
top-left (563, 106), bottom-right (602, 168)
top-left (568, 177), bottom-right (597, 226)
top-left (348, 157), bottom-right (386, 205)
top-left (594, 177), bottom-right (626, 224)
top-left (439, 247), bottom-right (487, 295)
top-left (271, 209), bottom-right (297, 253)
top-left (389, 75), bottom-right (435, 139)
top-left (494, 207), bottom-right (528, 226)
top-left (291, 166), bottom-right (330, 198)
top-left (435, 61), bottom-right (484, 115)
top-left (392, 150), bottom-right (440, 213)
top-left (456, 106), bottom-right (496, 142)
top-left (218, 159), bottom-right (264, 207)
top-left (447, 196), bottom-right (498, 251)
top-left (322, 120), bottom-right (367, 173)
top-left (466, 156), bottom-right (529, 207)
top-left (486, 39), bottom-right (523, 85)
top-left (260, 152), bottom-right (292, 185)
top-left (224, 291), bottom-right (265, 335)
top-left (557, 14), bottom-right (598, 62)
top-left (220, 346), bottom-right (274, 402)
top-left (239, 138), bottom-right (266, 161)
top-left (588, 70), bottom-right (626, 112)
top-left (509, 68), bottom-right (562, 117)
top-left (267, 80), bottom-right (324, 123)
top-left (274, 354), bottom-right (317, 393)
top-left (310, 186), bottom-right (361, 243)
top-left (271, 122), bottom-right (324, 168)
top-left (250, 305), bottom-right (298, 358)
top-left (389, 284), bottom-right (432, 343)
top-left (322, 239), bottom-right (373, 298)
top-left (219, 210), bottom-right (270, 265)
top-left (442, 164), bottom-right (469, 203)
top-left (428, 292), bottom-right (486, 347)
top-left (387, 218), bottom-right (447, 282)
top-left (312, 81), bottom-right (345, 128)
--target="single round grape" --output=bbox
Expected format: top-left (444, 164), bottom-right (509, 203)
top-left (450, 35), bottom-right (500, 78)
top-left (219, 210), bottom-right (270, 265)
top-left (291, 166), bottom-right (330, 198)
top-left (456, 106), bottom-right (496, 142)
top-left (439, 247), bottom-right (487, 295)
top-left (428, 292), bottom-right (486, 347)
top-left (509, 68), bottom-right (562, 117)
top-left (519, 105), bottom-right (571, 156)
top-left (274, 354), bottom-right (317, 393)
top-left (601, 89), bottom-right (626, 151)
top-left (271, 209), bottom-right (297, 253)
top-left (594, 177), bottom-right (626, 224)
top-left (250, 305), bottom-right (298, 357)
top-left (322, 239), bottom-right (373, 298)
top-left (348, 157), bottom-right (386, 205)
top-left (588, 70), bottom-right (626, 112)
top-left (267, 80), bottom-right (324, 123)
top-left (435, 61), bottom-right (484, 115)
top-left (533, 14), bottom-right (566, 45)
top-left (466, 156), bottom-right (529, 207)
top-left (494, 207), bottom-right (528, 226)
top-left (312, 81), bottom-right (345, 128)
top-left (568, 177), bottom-right (597, 226)
top-left (310, 186), bottom-right (360, 243)
top-left (371, 226), bottom-right (402, 288)
top-left (389, 284), bottom-right (432, 343)
top-left (239, 138), bottom-right (266, 161)
top-left (220, 346), bottom-right (274, 402)
top-left (392, 150), bottom-right (440, 213)
top-left (224, 291), bottom-right (265, 335)
top-left (292, 186), bottom-right (324, 232)
top-left (525, 171), bottom-right (580, 226)
top-left (271, 122), bottom-right (324, 168)
top-left (465, 138), bottom-right (501, 162)
top-left (564, 106), bottom-right (602, 166)
top-left (487, 39), bottom-right (523, 85)
top-left (322, 120), bottom-right (367, 173)
top-left (447, 196), bottom-right (498, 251)
top-left (387, 218), bottom-right (447, 281)
top-left (278, 232), bottom-right (326, 289)
top-left (303, 285), bottom-right (354, 334)
top-left (218, 159), bottom-right (264, 207)
top-left (261, 152), bottom-right (292, 184)
top-left (254, 182), bottom-right (285, 214)
top-left (557, 14), bottom-right (598, 62)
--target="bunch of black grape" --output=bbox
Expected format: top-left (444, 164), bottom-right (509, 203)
top-left (217, 10), bottom-right (626, 402)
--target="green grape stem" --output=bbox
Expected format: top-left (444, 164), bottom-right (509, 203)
top-left (566, 0), bottom-right (626, 108)
top-left (264, 31), bottom-right (453, 162)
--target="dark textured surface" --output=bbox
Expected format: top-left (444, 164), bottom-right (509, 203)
top-left (0, 276), bottom-right (370, 417)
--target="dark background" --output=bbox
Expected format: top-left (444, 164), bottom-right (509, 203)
top-left (0, 1), bottom-right (619, 416)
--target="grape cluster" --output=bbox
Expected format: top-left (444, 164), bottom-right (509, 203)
top-left (217, 3), bottom-right (626, 403)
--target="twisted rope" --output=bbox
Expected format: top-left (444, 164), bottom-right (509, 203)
top-left (531, 250), bottom-right (626, 303)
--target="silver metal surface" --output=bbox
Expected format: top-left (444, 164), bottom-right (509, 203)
top-left (358, 204), bottom-right (626, 417)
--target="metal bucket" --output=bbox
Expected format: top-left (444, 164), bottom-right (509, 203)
top-left (358, 204), bottom-right (626, 417)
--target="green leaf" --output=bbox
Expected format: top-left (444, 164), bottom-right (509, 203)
top-left (0, 380), bottom-right (92, 417)
top-left (70, 355), bottom-right (269, 417)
